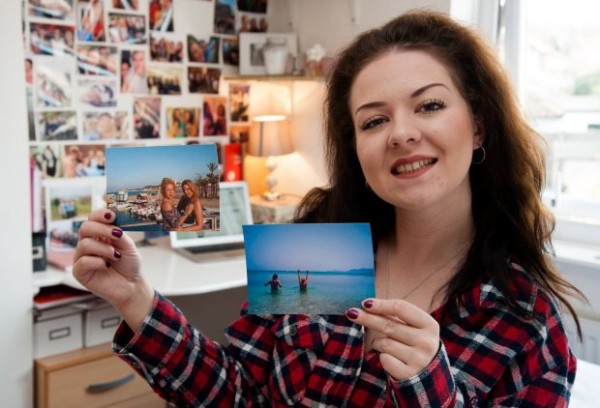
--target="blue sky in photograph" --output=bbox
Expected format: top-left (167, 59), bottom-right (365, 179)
top-left (106, 145), bottom-right (218, 192)
top-left (243, 223), bottom-right (374, 272)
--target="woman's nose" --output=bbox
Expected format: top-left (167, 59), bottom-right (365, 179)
top-left (387, 118), bottom-right (421, 148)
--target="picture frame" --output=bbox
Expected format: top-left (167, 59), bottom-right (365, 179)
top-left (239, 32), bottom-right (298, 76)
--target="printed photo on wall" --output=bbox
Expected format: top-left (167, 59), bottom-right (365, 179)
top-left (150, 32), bottom-right (184, 63)
top-left (203, 95), bottom-right (227, 136)
top-left (187, 35), bottom-right (220, 63)
top-left (47, 184), bottom-right (94, 222)
top-left (29, 22), bottom-right (75, 56)
top-left (105, 144), bottom-right (221, 231)
top-left (133, 97), bottom-right (161, 139)
top-left (28, 0), bottom-right (75, 21)
top-left (76, 44), bottom-right (118, 76)
top-left (107, 12), bottom-right (146, 44)
top-left (229, 123), bottom-right (250, 144)
top-left (77, 77), bottom-right (118, 107)
top-left (82, 111), bottom-right (129, 141)
top-left (237, 0), bottom-right (268, 14)
top-left (27, 88), bottom-right (36, 140)
top-left (214, 0), bottom-right (235, 35)
top-left (76, 0), bottom-right (106, 42)
top-left (35, 57), bottom-right (73, 108)
top-left (166, 107), bottom-right (201, 138)
top-left (149, 0), bottom-right (174, 32)
top-left (147, 65), bottom-right (182, 95)
top-left (48, 219), bottom-right (82, 251)
top-left (30, 144), bottom-right (63, 178)
top-left (36, 111), bottom-right (77, 141)
top-left (222, 37), bottom-right (239, 66)
top-left (25, 58), bottom-right (34, 85)
top-left (112, 0), bottom-right (139, 11)
top-left (188, 66), bottom-right (221, 94)
top-left (243, 223), bottom-right (376, 314)
top-left (237, 13), bottom-right (268, 33)
top-left (62, 144), bottom-right (106, 177)
top-left (229, 83), bottom-right (250, 122)
top-left (120, 49), bottom-right (148, 94)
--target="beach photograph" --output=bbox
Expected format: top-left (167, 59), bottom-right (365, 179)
top-left (105, 144), bottom-right (220, 231)
top-left (243, 223), bottom-right (375, 315)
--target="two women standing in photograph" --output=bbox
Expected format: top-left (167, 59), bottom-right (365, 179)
top-left (159, 177), bottom-right (204, 231)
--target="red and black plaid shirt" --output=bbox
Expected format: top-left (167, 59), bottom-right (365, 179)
top-left (114, 262), bottom-right (576, 407)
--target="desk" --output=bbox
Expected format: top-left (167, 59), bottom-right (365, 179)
top-left (58, 236), bottom-right (248, 297)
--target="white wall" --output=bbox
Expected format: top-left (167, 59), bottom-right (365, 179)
top-left (0, 0), bottom-right (34, 406)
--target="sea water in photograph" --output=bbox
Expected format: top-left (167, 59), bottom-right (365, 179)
top-left (247, 269), bottom-right (374, 314)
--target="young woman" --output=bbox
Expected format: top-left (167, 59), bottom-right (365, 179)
top-left (176, 179), bottom-right (204, 231)
top-left (73, 11), bottom-right (583, 406)
top-left (159, 177), bottom-right (179, 231)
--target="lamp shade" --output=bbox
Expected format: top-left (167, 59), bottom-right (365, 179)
top-left (248, 115), bottom-right (293, 157)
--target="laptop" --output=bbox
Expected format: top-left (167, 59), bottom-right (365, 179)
top-left (170, 181), bottom-right (253, 262)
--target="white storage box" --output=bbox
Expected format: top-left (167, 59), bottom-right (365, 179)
top-left (82, 300), bottom-right (121, 347)
top-left (33, 306), bottom-right (83, 359)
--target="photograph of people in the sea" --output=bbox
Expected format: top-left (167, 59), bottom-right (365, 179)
top-left (243, 223), bottom-right (376, 314)
top-left (105, 144), bottom-right (220, 231)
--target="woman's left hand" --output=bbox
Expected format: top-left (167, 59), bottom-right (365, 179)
top-left (347, 298), bottom-right (440, 380)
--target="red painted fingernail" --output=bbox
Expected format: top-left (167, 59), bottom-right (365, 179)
top-left (104, 212), bottom-right (112, 220)
top-left (112, 229), bottom-right (123, 238)
top-left (114, 250), bottom-right (121, 259)
top-left (346, 309), bottom-right (359, 319)
top-left (363, 299), bottom-right (374, 309)
top-left (105, 260), bottom-right (111, 268)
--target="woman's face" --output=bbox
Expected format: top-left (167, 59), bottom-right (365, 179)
top-left (163, 183), bottom-right (175, 198)
top-left (182, 183), bottom-right (193, 197)
top-left (350, 50), bottom-right (483, 213)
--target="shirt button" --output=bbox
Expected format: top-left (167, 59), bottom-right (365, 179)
top-left (289, 326), bottom-right (297, 336)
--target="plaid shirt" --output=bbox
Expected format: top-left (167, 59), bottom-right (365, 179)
top-left (114, 263), bottom-right (576, 407)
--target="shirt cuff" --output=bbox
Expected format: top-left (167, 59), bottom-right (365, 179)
top-left (387, 342), bottom-right (456, 407)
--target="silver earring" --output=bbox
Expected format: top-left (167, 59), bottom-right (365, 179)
top-left (472, 146), bottom-right (486, 165)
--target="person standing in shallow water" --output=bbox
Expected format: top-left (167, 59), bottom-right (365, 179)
top-left (263, 273), bottom-right (283, 292)
top-left (298, 269), bottom-right (309, 291)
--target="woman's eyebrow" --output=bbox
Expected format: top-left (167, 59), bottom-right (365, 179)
top-left (354, 83), bottom-right (450, 116)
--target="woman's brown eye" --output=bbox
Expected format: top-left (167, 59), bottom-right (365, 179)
top-left (361, 117), bottom-right (387, 130)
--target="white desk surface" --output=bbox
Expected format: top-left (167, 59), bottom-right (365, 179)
top-left (42, 236), bottom-right (248, 297)
top-left (571, 359), bottom-right (600, 407)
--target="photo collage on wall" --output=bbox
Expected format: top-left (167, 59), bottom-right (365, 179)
top-left (24, 0), bottom-right (269, 262)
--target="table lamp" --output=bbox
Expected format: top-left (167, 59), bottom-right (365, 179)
top-left (249, 115), bottom-right (293, 200)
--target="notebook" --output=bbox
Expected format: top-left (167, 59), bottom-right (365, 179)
top-left (170, 181), bottom-right (253, 262)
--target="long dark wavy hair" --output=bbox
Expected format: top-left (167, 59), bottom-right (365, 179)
top-left (294, 10), bottom-right (584, 335)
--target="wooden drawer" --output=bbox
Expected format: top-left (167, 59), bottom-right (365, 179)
top-left (36, 343), bottom-right (164, 408)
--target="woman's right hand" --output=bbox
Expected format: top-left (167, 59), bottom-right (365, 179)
top-left (73, 209), bottom-right (154, 331)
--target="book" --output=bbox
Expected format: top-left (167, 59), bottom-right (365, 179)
top-left (34, 284), bottom-right (97, 310)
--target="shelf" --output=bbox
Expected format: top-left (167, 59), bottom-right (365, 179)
top-left (33, 267), bottom-right (68, 289)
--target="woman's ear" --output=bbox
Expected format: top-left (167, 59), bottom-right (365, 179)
top-left (473, 117), bottom-right (485, 148)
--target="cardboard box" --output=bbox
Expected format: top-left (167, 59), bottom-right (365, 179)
top-left (82, 300), bottom-right (121, 347)
top-left (33, 306), bottom-right (83, 359)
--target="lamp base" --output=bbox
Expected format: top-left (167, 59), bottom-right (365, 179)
top-left (262, 191), bottom-right (281, 201)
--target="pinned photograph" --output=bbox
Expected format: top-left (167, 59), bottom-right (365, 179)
top-left (77, 0), bottom-right (106, 42)
top-left (237, 0), bottom-right (268, 14)
top-left (166, 107), bottom-right (200, 138)
top-left (187, 34), bottom-right (219, 63)
top-left (48, 219), bottom-right (82, 251)
top-left (203, 95), bottom-right (227, 136)
top-left (77, 77), bottom-right (118, 107)
top-left (25, 58), bottom-right (34, 85)
top-left (62, 144), bottom-right (106, 177)
top-left (30, 22), bottom-right (75, 56)
top-left (76, 44), bottom-right (118, 76)
top-left (237, 13), bottom-right (268, 33)
top-left (36, 111), bottom-right (77, 141)
top-left (107, 12), bottom-right (146, 44)
top-left (105, 144), bottom-right (220, 231)
top-left (149, 0), bottom-right (174, 32)
top-left (35, 57), bottom-right (73, 108)
top-left (222, 37), bottom-right (239, 66)
top-left (243, 223), bottom-right (376, 314)
top-left (214, 0), bottom-right (235, 35)
top-left (147, 65), bottom-right (182, 95)
top-left (133, 97), bottom-right (160, 139)
top-left (28, 0), bottom-right (75, 21)
top-left (150, 32), bottom-right (184, 63)
top-left (120, 49), bottom-right (148, 94)
top-left (82, 111), bottom-right (129, 141)
top-left (229, 123), bottom-right (250, 144)
top-left (30, 144), bottom-right (62, 178)
top-left (229, 83), bottom-right (250, 122)
top-left (47, 184), bottom-right (93, 222)
top-left (188, 66), bottom-right (220, 94)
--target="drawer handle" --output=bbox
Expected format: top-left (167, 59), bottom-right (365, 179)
top-left (86, 373), bottom-right (135, 393)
